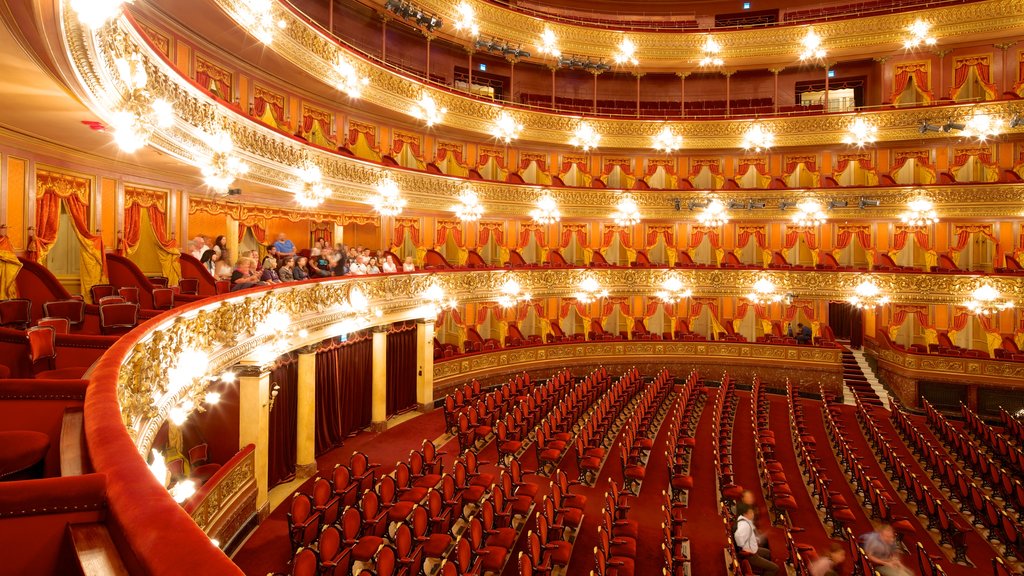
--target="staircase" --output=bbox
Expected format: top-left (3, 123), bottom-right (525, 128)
top-left (841, 348), bottom-right (890, 410)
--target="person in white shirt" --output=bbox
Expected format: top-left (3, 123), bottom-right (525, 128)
top-left (381, 255), bottom-right (398, 273)
top-left (734, 504), bottom-right (778, 576)
top-left (402, 256), bottom-right (416, 272)
top-left (190, 236), bottom-right (208, 260)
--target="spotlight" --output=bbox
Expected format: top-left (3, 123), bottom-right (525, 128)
top-left (942, 121), bottom-right (965, 133)
top-left (687, 200), bottom-right (708, 211)
top-left (749, 201), bottom-right (766, 209)
top-left (919, 122), bottom-right (941, 134)
top-left (859, 197), bottom-right (880, 209)
top-left (728, 200), bottom-right (747, 210)
top-left (1011, 114), bottom-right (1023, 129)
top-left (779, 200), bottom-right (798, 210)
top-left (673, 198), bottom-right (682, 211)
top-left (827, 200), bottom-right (848, 210)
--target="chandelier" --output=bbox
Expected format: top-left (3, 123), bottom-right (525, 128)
top-left (698, 35), bottom-right (724, 68)
top-left (652, 126), bottom-right (683, 153)
top-left (746, 277), bottom-right (784, 305)
top-left (741, 123), bottom-right (775, 152)
top-left (655, 275), bottom-right (692, 304)
top-left (963, 283), bottom-right (1014, 316)
top-left (333, 57), bottom-right (370, 98)
top-left (848, 278), bottom-right (889, 309)
top-left (491, 111), bottom-right (523, 144)
top-left (530, 191), bottom-right (561, 224)
top-left (798, 28), bottom-right (826, 61)
top-left (452, 185), bottom-right (484, 221)
top-left (790, 199), bottom-right (827, 228)
top-left (575, 276), bottom-right (609, 304)
top-left (842, 117), bottom-right (878, 147)
top-left (899, 195), bottom-right (938, 228)
top-left (497, 277), bottom-right (531, 308)
top-left (569, 121), bottom-right (601, 152)
top-left (70, 0), bottom-right (130, 28)
top-left (611, 195), bottom-right (642, 227)
top-left (200, 128), bottom-right (249, 194)
top-left (696, 199), bottom-right (730, 228)
top-left (411, 93), bottom-right (447, 127)
top-left (453, 1), bottom-right (480, 37)
top-left (371, 173), bottom-right (406, 216)
top-left (423, 283), bottom-right (458, 317)
top-left (961, 112), bottom-right (1004, 142)
top-left (108, 54), bottom-right (174, 153)
top-left (236, 0), bottom-right (287, 44)
top-left (904, 19), bottom-right (937, 49)
top-left (538, 28), bottom-right (561, 58)
top-left (614, 37), bottom-right (639, 66)
top-left (294, 162), bottom-right (332, 208)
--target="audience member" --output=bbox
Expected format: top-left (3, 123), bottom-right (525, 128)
top-left (260, 259), bottom-right (282, 284)
top-left (795, 322), bottom-right (812, 344)
top-left (309, 240), bottom-right (323, 257)
top-left (199, 249), bottom-right (217, 276)
top-left (382, 255), bottom-right (398, 273)
top-left (272, 232), bottom-right (296, 258)
top-left (293, 257), bottom-right (309, 281)
top-left (309, 251), bottom-right (331, 277)
top-left (190, 236), bottom-right (208, 260)
top-left (212, 235), bottom-right (228, 262)
top-left (263, 246), bottom-right (279, 269)
top-left (403, 256), bottom-right (416, 272)
top-left (278, 257), bottom-right (295, 282)
top-left (860, 525), bottom-right (911, 576)
top-left (734, 503), bottom-right (778, 576)
top-left (809, 542), bottom-right (846, 576)
top-left (230, 258), bottom-right (264, 291)
top-left (367, 257), bottom-right (380, 274)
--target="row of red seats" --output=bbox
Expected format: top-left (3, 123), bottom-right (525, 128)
top-left (573, 368), bottom-right (645, 484)
top-left (520, 470), bottom-right (587, 573)
top-left (961, 402), bottom-right (1024, 480)
top-left (712, 374), bottom-right (745, 504)
top-left (1000, 408), bottom-right (1024, 444)
top-left (662, 371), bottom-right (703, 576)
top-left (751, 377), bottom-right (800, 521)
top-left (591, 480), bottom-right (641, 575)
top-left (457, 371), bottom-right (572, 454)
top-left (618, 370), bottom-right (674, 494)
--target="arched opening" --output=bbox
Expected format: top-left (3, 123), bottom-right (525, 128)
top-left (952, 316), bottom-right (994, 356)
top-left (691, 235), bottom-right (717, 266)
top-left (602, 306), bottom-right (630, 339)
top-left (562, 234), bottom-right (587, 266)
top-left (645, 302), bottom-right (674, 337)
top-left (787, 235), bottom-right (816, 267)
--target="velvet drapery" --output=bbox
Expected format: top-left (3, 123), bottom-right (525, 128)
top-left (314, 334), bottom-right (373, 456)
top-left (124, 189), bottom-right (182, 285)
top-left (267, 356), bottom-right (298, 489)
top-left (386, 324), bottom-right (418, 416)
top-left (0, 235), bottom-right (21, 299)
top-left (35, 173), bottom-right (107, 303)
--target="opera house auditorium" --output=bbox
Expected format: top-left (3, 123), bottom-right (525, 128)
top-left (3, 0), bottom-right (1024, 574)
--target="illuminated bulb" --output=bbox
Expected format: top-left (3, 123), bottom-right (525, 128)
top-left (843, 117), bottom-right (877, 147)
top-left (741, 123), bottom-right (775, 152)
top-left (70, 0), bottom-right (130, 29)
top-left (453, 2), bottom-right (479, 37)
top-left (453, 186), bottom-right (484, 222)
top-left (170, 479), bottom-right (197, 503)
top-left (699, 36), bottom-right (724, 67)
top-left (333, 58), bottom-right (370, 98)
top-left (798, 28), bottom-right (826, 61)
top-left (904, 19), bottom-right (937, 49)
top-left (538, 28), bottom-right (560, 58)
top-left (611, 195), bottom-right (642, 227)
top-left (168, 405), bottom-right (188, 426)
top-left (530, 191), bottom-right (561, 225)
top-left (569, 122), bottom-right (601, 152)
top-left (204, 391), bottom-right (222, 405)
top-left (491, 111), bottom-right (523, 144)
top-left (149, 449), bottom-right (168, 486)
top-left (220, 371), bottom-right (236, 384)
top-left (614, 37), bottom-right (639, 66)
top-left (696, 199), bottom-right (730, 228)
top-left (411, 93), bottom-right (447, 127)
top-left (652, 126), bottom-right (683, 153)
top-left (961, 112), bottom-right (1004, 142)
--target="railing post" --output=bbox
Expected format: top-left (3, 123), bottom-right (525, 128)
top-left (236, 363), bottom-right (271, 519)
top-left (417, 319), bottom-right (435, 412)
top-left (295, 347), bottom-right (317, 479)
top-left (371, 326), bottom-right (388, 431)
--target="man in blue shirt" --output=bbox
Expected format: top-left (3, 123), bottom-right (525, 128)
top-left (795, 323), bottom-right (813, 344)
top-left (272, 233), bottom-right (295, 258)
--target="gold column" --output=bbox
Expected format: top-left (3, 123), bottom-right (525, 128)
top-left (225, 216), bottom-right (239, 266)
top-left (371, 326), bottom-right (388, 431)
top-left (416, 319), bottom-right (435, 412)
top-left (295, 347), bottom-right (317, 479)
top-left (236, 364), bottom-right (270, 519)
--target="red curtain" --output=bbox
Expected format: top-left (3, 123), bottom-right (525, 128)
top-left (559, 300), bottom-right (590, 319)
top-left (890, 64), bottom-right (934, 102)
top-left (735, 302), bottom-right (769, 322)
top-left (435, 221), bottom-right (464, 247)
top-left (238, 219), bottom-right (266, 243)
top-left (393, 219), bottom-right (421, 247)
top-left (253, 90), bottom-right (285, 124)
top-left (478, 222), bottom-right (504, 246)
top-left (560, 226), bottom-right (587, 249)
top-left (519, 225), bottom-right (544, 249)
top-left (736, 226), bottom-right (768, 251)
top-left (393, 137), bottom-right (422, 158)
top-left (951, 58), bottom-right (997, 99)
top-left (784, 157), bottom-right (817, 173)
top-left (892, 227), bottom-right (930, 251)
top-left (314, 333), bottom-right (373, 456)
top-left (951, 310), bottom-right (969, 332)
top-left (644, 299), bottom-right (674, 318)
top-left (737, 157), bottom-right (768, 175)
top-left (476, 304), bottom-right (503, 326)
top-left (348, 125), bottom-right (377, 148)
top-left (561, 158), bottom-right (587, 173)
top-left (836, 157), bottom-right (873, 172)
top-left (690, 228), bottom-right (721, 250)
top-left (689, 298), bottom-right (719, 319)
top-left (601, 298), bottom-right (631, 317)
top-left (520, 156), bottom-right (546, 171)
top-left (124, 198), bottom-right (176, 252)
top-left (436, 146), bottom-right (464, 164)
top-left (646, 162), bottom-right (675, 176)
top-left (35, 180), bottom-right (107, 288)
top-left (646, 226), bottom-right (674, 248)
top-left (518, 301), bottom-right (543, 322)
top-left (603, 226), bottom-right (631, 249)
top-left (195, 66), bottom-right (230, 98)
top-left (268, 355), bottom-right (298, 489)
top-left (478, 148), bottom-right (505, 169)
top-left (891, 152), bottom-right (933, 174)
top-left (784, 301), bottom-right (815, 322)
top-left (949, 225), bottom-right (1002, 266)
top-left (690, 161), bottom-right (721, 177)
top-left (834, 226), bottom-right (872, 251)
top-left (386, 324), bottom-right (417, 416)
top-left (784, 229), bottom-right (817, 250)
top-left (952, 149), bottom-right (995, 170)
top-left (890, 306), bottom-right (929, 331)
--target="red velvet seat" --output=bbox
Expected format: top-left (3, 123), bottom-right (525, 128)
top-left (27, 326), bottom-right (57, 372)
top-left (89, 284), bottom-right (116, 303)
top-left (37, 317), bottom-right (70, 334)
top-left (0, 299), bottom-right (31, 329)
top-left (117, 286), bottom-right (140, 304)
top-left (178, 278), bottom-right (200, 295)
top-left (187, 443), bottom-right (220, 485)
top-left (287, 493), bottom-right (321, 554)
top-left (99, 302), bottom-right (139, 335)
top-left (0, 430), bottom-right (50, 480)
top-left (152, 288), bottom-right (175, 310)
top-left (42, 299), bottom-right (85, 327)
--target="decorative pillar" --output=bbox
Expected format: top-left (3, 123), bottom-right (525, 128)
top-left (466, 47), bottom-right (474, 94)
top-left (416, 319), bottom-right (435, 412)
top-left (873, 56), bottom-right (888, 103)
top-left (236, 364), bottom-right (271, 519)
top-left (935, 49), bottom-right (951, 99)
top-left (676, 72), bottom-right (690, 117)
top-left (507, 57), bottom-right (518, 103)
top-left (769, 68), bottom-right (783, 113)
top-left (371, 326), bottom-right (388, 431)
top-left (424, 34), bottom-right (432, 80)
top-left (295, 347), bottom-right (317, 479)
top-left (225, 216), bottom-right (239, 265)
top-left (380, 15), bottom-right (388, 60)
top-left (823, 63), bottom-right (830, 112)
top-left (633, 71), bottom-right (645, 117)
top-left (995, 43), bottom-right (1015, 93)
top-left (591, 69), bottom-right (604, 113)
top-left (549, 64), bottom-right (558, 108)
top-left (723, 70), bottom-right (735, 115)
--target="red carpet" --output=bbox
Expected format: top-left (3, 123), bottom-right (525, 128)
top-left (678, 388), bottom-right (728, 576)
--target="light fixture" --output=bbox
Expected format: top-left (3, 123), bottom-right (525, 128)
top-left (903, 19), bottom-right (937, 49)
top-left (490, 111), bottom-right (523, 144)
top-left (204, 391), bottom-right (222, 405)
top-left (963, 283), bottom-right (1014, 316)
top-left (859, 197), bottom-right (881, 209)
top-left (200, 128), bottom-right (249, 194)
top-left (371, 172), bottom-right (406, 216)
top-left (652, 126), bottom-right (683, 153)
top-left (294, 161), bottom-right (332, 208)
top-left (790, 199), bottom-right (827, 228)
top-left (410, 93), bottom-right (447, 127)
top-left (538, 28), bottom-right (561, 58)
top-left (170, 479), bottom-right (197, 503)
top-left (843, 117), bottom-right (877, 147)
top-left (746, 277), bottom-right (784, 305)
top-left (899, 195), bottom-right (938, 228)
top-left (942, 120), bottom-right (966, 133)
top-left (961, 112), bottom-right (1005, 142)
top-left (236, 0), bottom-right (287, 44)
top-left (333, 57), bottom-right (370, 98)
top-left (423, 283), bottom-right (458, 315)
top-left (848, 278), bottom-right (889, 309)
top-left (452, 184), bottom-right (484, 221)
top-left (696, 198), bottom-right (730, 228)
top-left (70, 0), bottom-right (130, 29)
top-left (741, 123), bottom-right (775, 152)
top-left (569, 121), bottom-right (601, 152)
top-left (530, 191), bottom-right (560, 225)
top-left (497, 277), bottom-right (531, 308)
top-left (109, 53), bottom-right (174, 153)
top-left (699, 35), bottom-right (724, 68)
top-left (149, 449), bottom-right (168, 485)
top-left (919, 121), bottom-right (942, 134)
top-left (798, 28), bottom-right (826, 61)
top-left (614, 37), bottom-right (639, 66)
top-left (1010, 114), bottom-right (1023, 129)
top-left (575, 276), bottom-right (609, 304)
top-left (611, 195), bottom-right (642, 227)
top-left (655, 275), bottom-right (692, 304)
top-left (453, 1), bottom-right (479, 37)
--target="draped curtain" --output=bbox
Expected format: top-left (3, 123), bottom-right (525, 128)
top-left (1015, 55), bottom-right (1024, 96)
top-left (35, 173), bottom-right (107, 303)
top-left (645, 225), bottom-right (676, 266)
top-left (253, 87), bottom-right (286, 128)
top-left (890, 224), bottom-right (937, 269)
top-left (948, 224), bottom-right (1002, 268)
top-left (0, 235), bottom-right (21, 299)
top-left (784, 300), bottom-right (820, 337)
top-left (890, 63), bottom-right (934, 103)
top-left (268, 355), bottom-right (298, 489)
top-left (833, 224), bottom-right (874, 265)
top-left (392, 218), bottom-right (421, 252)
top-left (478, 222), bottom-right (504, 246)
top-left (689, 226), bottom-right (724, 265)
top-left (237, 217), bottom-right (267, 243)
top-left (602, 226), bottom-right (633, 248)
top-left (386, 324), bottom-right (417, 416)
top-left (519, 225), bottom-right (545, 248)
top-left (435, 220), bottom-right (465, 247)
top-left (314, 333), bottom-right (373, 456)
top-left (689, 298), bottom-right (727, 340)
top-left (887, 305), bottom-right (935, 344)
top-left (735, 225), bottom-right (769, 266)
top-left (301, 106), bottom-right (336, 148)
top-left (559, 225), bottom-right (587, 249)
top-left (951, 147), bottom-right (999, 183)
top-left (733, 301), bottom-right (771, 336)
top-left (948, 308), bottom-right (1001, 356)
top-left (950, 56), bottom-right (998, 100)
top-left (124, 189), bottom-right (182, 285)
top-left (836, 157), bottom-right (873, 172)
top-left (890, 151), bottom-right (934, 174)
top-left (195, 59), bottom-right (231, 99)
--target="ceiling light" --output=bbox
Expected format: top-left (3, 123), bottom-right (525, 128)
top-left (70, 0), bottom-right (130, 29)
top-left (741, 123), bottom-right (775, 152)
top-left (294, 161), bottom-right (331, 208)
top-left (963, 283), bottom-right (1014, 316)
top-left (790, 199), bottom-right (827, 228)
top-left (236, 0), bottom-right (287, 45)
top-left (453, 184), bottom-right (483, 221)
top-left (575, 276), bottom-right (609, 304)
top-left (530, 191), bottom-right (560, 225)
top-left (961, 112), bottom-right (1004, 142)
top-left (423, 283), bottom-right (458, 314)
top-left (899, 194), bottom-right (938, 228)
top-left (372, 172), bottom-right (406, 216)
top-left (848, 278), bottom-right (889, 309)
top-left (611, 195), bottom-right (642, 227)
top-left (410, 93), bottom-right (447, 127)
top-left (497, 277), bottom-right (531, 308)
top-left (204, 391), bottom-right (222, 405)
top-left (699, 35), bottom-right (724, 68)
top-left (170, 479), bottom-right (197, 503)
top-left (652, 126), bottom-right (683, 153)
top-left (746, 277), bottom-right (784, 305)
top-left (333, 57), bottom-right (370, 98)
top-left (538, 28), bottom-right (561, 58)
top-left (453, 1), bottom-right (479, 37)
top-left (655, 275), bottom-right (692, 304)
top-left (200, 128), bottom-right (249, 194)
top-left (109, 54), bottom-right (174, 153)
top-left (696, 198), bottom-right (730, 228)
top-left (904, 19), bottom-right (937, 49)
top-left (798, 28), bottom-right (826, 61)
top-left (858, 197), bottom-right (880, 209)
top-left (614, 37), bottom-right (639, 66)
top-left (569, 121), bottom-right (601, 152)
top-left (491, 111), bottom-right (523, 144)
top-left (843, 117), bottom-right (877, 147)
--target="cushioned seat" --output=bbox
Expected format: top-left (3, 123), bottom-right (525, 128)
top-left (36, 367), bottom-right (89, 380)
top-left (351, 536), bottom-right (384, 561)
top-left (671, 475), bottom-right (694, 490)
top-left (0, 431), bottom-right (50, 480)
top-left (546, 539), bottom-right (573, 564)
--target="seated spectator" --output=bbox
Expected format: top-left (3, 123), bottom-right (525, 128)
top-left (230, 258), bottom-right (265, 291)
top-left (273, 232), bottom-right (296, 258)
top-left (278, 257), bottom-right (296, 282)
top-left (260, 259), bottom-right (282, 284)
top-left (212, 235), bottom-right (227, 261)
top-left (349, 258), bottom-right (367, 275)
top-left (809, 542), bottom-right (846, 576)
top-left (403, 256), bottom-right (416, 272)
top-left (860, 525), bottom-right (911, 576)
top-left (214, 254), bottom-right (233, 280)
top-left (293, 257), bottom-right (309, 281)
top-left (263, 246), bottom-right (280, 269)
top-left (367, 257), bottom-right (381, 274)
top-left (795, 323), bottom-right (812, 344)
top-left (382, 255), bottom-right (398, 273)
top-left (327, 247), bottom-right (342, 270)
top-left (200, 249), bottom-right (218, 277)
top-left (190, 236), bottom-right (208, 260)
top-left (309, 252), bottom-right (331, 277)
top-left (309, 240), bottom-right (323, 257)
top-left (332, 253), bottom-right (349, 276)
top-left (734, 503), bottom-right (778, 576)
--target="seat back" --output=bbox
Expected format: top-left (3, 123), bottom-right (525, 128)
top-left (89, 284), bottom-right (116, 303)
top-left (720, 252), bottom-right (745, 268)
top-left (148, 276), bottom-right (169, 287)
top-left (422, 249), bottom-right (453, 270)
top-left (99, 303), bottom-right (140, 334)
top-left (0, 299), bottom-right (32, 328)
top-left (98, 296), bottom-right (125, 306)
top-left (152, 288), bottom-right (175, 310)
top-left (632, 250), bottom-right (652, 267)
top-left (817, 252), bottom-right (841, 269)
top-left (465, 250), bottom-right (488, 268)
top-left (42, 299), bottom-right (85, 326)
top-left (37, 317), bottom-right (70, 334)
top-left (770, 251), bottom-right (791, 267)
top-left (506, 250), bottom-right (528, 267)
top-left (546, 250), bottom-right (570, 267)
top-left (26, 325), bottom-right (57, 367)
top-left (934, 254), bottom-right (960, 271)
top-left (292, 547), bottom-right (318, 576)
top-left (589, 251), bottom-right (610, 267)
top-left (178, 278), bottom-right (200, 295)
top-left (117, 287), bottom-right (140, 304)
top-left (676, 251), bottom-right (696, 266)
